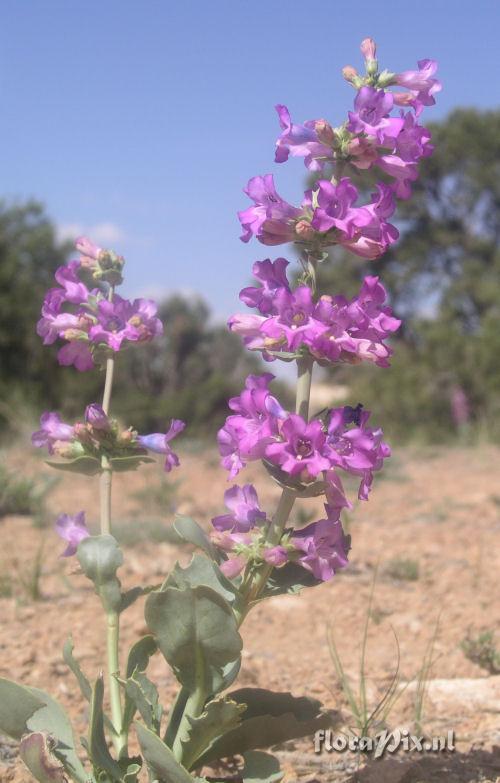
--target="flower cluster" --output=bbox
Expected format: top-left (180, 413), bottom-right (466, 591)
top-left (210, 484), bottom-right (349, 581)
top-left (238, 175), bottom-right (399, 259)
top-left (218, 373), bottom-right (389, 506)
top-left (37, 238), bottom-right (163, 371)
top-left (238, 40), bottom-right (439, 258)
top-left (32, 404), bottom-right (185, 472)
top-left (230, 259), bottom-right (400, 366)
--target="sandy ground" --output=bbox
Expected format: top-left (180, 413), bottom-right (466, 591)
top-left (1, 444), bottom-right (500, 782)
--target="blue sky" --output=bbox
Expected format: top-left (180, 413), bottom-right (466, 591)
top-left (1, 0), bottom-right (498, 321)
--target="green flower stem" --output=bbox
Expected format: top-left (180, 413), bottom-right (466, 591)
top-left (98, 313), bottom-right (126, 757)
top-left (237, 354), bottom-right (315, 622)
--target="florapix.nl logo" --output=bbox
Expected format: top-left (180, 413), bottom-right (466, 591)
top-left (314, 729), bottom-right (455, 759)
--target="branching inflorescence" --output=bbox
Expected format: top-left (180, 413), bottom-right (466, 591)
top-left (0, 38), bottom-right (440, 783)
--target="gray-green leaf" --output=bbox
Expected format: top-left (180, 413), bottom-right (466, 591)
top-left (122, 636), bottom-right (158, 732)
top-left (46, 456), bottom-right (101, 476)
top-left (195, 688), bottom-right (337, 767)
top-left (145, 585), bottom-right (242, 696)
top-left (19, 732), bottom-right (67, 783)
top-left (135, 722), bottom-right (193, 783)
top-left (88, 675), bottom-right (123, 781)
top-left (242, 751), bottom-right (283, 783)
top-left (0, 678), bottom-right (44, 740)
top-left (173, 517), bottom-right (219, 561)
top-left (77, 535), bottom-right (123, 613)
top-left (163, 554), bottom-right (239, 606)
top-left (181, 697), bottom-right (245, 771)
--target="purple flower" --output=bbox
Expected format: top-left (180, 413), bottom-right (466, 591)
top-left (311, 178), bottom-right (371, 238)
top-left (90, 296), bottom-right (163, 352)
top-left (37, 310), bottom-right (85, 346)
top-left (341, 184), bottom-right (398, 259)
top-left (232, 272), bottom-right (400, 368)
top-left (54, 261), bottom-right (90, 305)
top-left (228, 313), bottom-right (271, 354)
top-left (347, 87), bottom-right (404, 144)
top-left (394, 59), bottom-right (441, 111)
top-left (212, 484), bottom-right (266, 533)
top-left (238, 175), bottom-right (302, 245)
top-left (292, 513), bottom-right (349, 581)
top-left (57, 340), bottom-right (94, 371)
top-left (55, 511), bottom-right (90, 557)
top-left (325, 406), bottom-right (390, 500)
top-left (137, 419), bottom-right (185, 472)
top-left (265, 415), bottom-right (331, 479)
top-left (85, 403), bottom-right (110, 430)
top-left (218, 374), bottom-right (284, 476)
top-left (274, 105), bottom-right (332, 171)
top-left (32, 412), bottom-right (75, 454)
top-left (239, 258), bottom-right (290, 315)
top-left (261, 285), bottom-right (326, 352)
top-left (377, 112), bottom-right (434, 198)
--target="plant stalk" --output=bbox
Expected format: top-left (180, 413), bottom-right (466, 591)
top-left (99, 324), bottom-right (126, 757)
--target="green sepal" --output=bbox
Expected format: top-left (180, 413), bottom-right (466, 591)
top-left (264, 350), bottom-right (304, 361)
top-left (145, 584), bottom-right (242, 696)
top-left (242, 751), bottom-right (283, 783)
top-left (134, 722), bottom-right (194, 783)
top-left (77, 535), bottom-right (123, 613)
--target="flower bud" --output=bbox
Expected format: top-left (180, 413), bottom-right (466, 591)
top-left (75, 236), bottom-right (102, 260)
top-left (392, 91), bottom-right (415, 106)
top-left (117, 428), bottom-right (135, 445)
top-left (220, 555), bottom-right (246, 578)
top-left (85, 403), bottom-right (110, 431)
top-left (342, 65), bottom-right (359, 85)
top-left (360, 37), bottom-right (377, 61)
top-left (263, 546), bottom-right (288, 567)
top-left (360, 37), bottom-right (378, 76)
top-left (314, 119), bottom-right (335, 146)
top-left (347, 136), bottom-right (378, 169)
top-left (52, 440), bottom-right (85, 459)
top-left (295, 220), bottom-right (315, 240)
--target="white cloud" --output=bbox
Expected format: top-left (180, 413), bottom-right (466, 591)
top-left (56, 221), bottom-right (126, 246)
